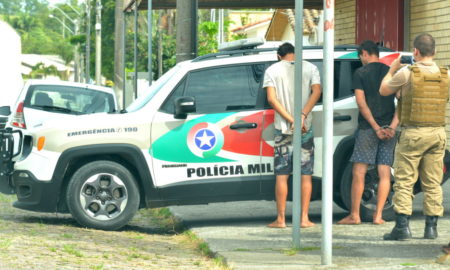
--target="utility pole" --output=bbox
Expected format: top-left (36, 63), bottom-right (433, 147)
top-left (95, 0), bottom-right (102, 85)
top-left (86, 0), bottom-right (91, 83)
top-left (73, 20), bottom-right (80, 82)
top-left (54, 6), bottom-right (80, 82)
top-left (62, 16), bottom-right (66, 38)
top-left (176, 0), bottom-right (198, 63)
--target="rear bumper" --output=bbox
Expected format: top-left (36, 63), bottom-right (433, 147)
top-left (11, 170), bottom-right (60, 212)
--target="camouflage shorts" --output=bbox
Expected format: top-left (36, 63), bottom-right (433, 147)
top-left (274, 129), bottom-right (314, 175)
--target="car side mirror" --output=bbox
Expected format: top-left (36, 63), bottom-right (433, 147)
top-left (0, 106), bottom-right (11, 116)
top-left (174, 97), bottom-right (196, 119)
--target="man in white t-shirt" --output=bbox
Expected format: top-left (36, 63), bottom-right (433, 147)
top-left (263, 42), bottom-right (321, 228)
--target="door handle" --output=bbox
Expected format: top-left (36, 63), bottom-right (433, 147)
top-left (334, 115), bottom-right (351, 121)
top-left (230, 123), bottom-right (258, 129)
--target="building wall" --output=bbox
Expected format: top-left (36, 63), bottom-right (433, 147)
top-left (409, 0), bottom-right (450, 66)
top-left (335, 0), bottom-right (356, 45)
top-left (409, 0), bottom-right (450, 147)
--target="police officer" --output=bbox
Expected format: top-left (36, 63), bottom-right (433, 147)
top-left (380, 33), bottom-right (449, 240)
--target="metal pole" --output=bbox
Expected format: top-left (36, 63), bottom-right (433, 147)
top-left (292, 0), bottom-right (304, 248)
top-left (86, 0), bottom-right (91, 83)
top-left (95, 0), bottom-right (102, 85)
top-left (66, 4), bottom-right (81, 16)
top-left (211, 9), bottom-right (216, 23)
top-left (74, 21), bottom-right (79, 82)
top-left (122, 12), bottom-right (127, 109)
top-left (176, 0), bottom-right (197, 62)
top-left (133, 2), bottom-right (138, 98)
top-left (49, 15), bottom-right (74, 35)
top-left (148, 0), bottom-right (153, 86)
top-left (55, 6), bottom-right (76, 25)
top-left (219, 9), bottom-right (224, 44)
top-left (191, 0), bottom-right (198, 58)
top-left (54, 5), bottom-right (81, 81)
top-left (322, 0), bottom-right (335, 265)
top-left (62, 16), bottom-right (66, 38)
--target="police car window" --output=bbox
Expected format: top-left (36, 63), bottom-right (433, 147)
top-left (308, 59), bottom-right (361, 104)
top-left (160, 79), bottom-right (186, 113)
top-left (337, 60), bottom-right (362, 99)
top-left (185, 65), bottom-right (258, 113)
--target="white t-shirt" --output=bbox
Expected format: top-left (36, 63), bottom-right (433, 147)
top-left (263, 60), bottom-right (321, 134)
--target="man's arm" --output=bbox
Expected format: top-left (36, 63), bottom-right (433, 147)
top-left (300, 84), bottom-right (321, 132)
top-left (266, 86), bottom-right (294, 125)
top-left (355, 89), bottom-right (386, 139)
top-left (380, 56), bottom-right (402, 96)
top-left (302, 84), bottom-right (321, 116)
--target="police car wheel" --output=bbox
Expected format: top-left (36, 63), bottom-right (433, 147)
top-left (340, 162), bottom-right (395, 222)
top-left (66, 160), bottom-right (140, 231)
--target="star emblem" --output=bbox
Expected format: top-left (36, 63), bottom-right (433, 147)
top-left (195, 129), bottom-right (216, 150)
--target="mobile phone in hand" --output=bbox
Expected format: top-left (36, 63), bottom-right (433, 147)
top-left (400, 55), bottom-right (414, 65)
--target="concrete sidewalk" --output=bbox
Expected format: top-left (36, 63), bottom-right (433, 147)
top-left (170, 200), bottom-right (450, 270)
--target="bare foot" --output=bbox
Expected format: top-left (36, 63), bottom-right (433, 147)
top-left (301, 220), bottom-right (315, 228)
top-left (372, 217), bottom-right (385, 225)
top-left (267, 220), bottom-right (286, 228)
top-left (337, 215), bottom-right (361, 225)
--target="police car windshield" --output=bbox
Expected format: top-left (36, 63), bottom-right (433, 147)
top-left (126, 65), bottom-right (181, 112)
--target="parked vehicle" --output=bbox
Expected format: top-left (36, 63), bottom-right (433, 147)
top-left (0, 40), bottom-right (448, 230)
top-left (0, 20), bottom-right (23, 128)
top-left (8, 80), bottom-right (118, 130)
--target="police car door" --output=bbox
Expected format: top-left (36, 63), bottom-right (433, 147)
top-left (150, 64), bottom-right (267, 200)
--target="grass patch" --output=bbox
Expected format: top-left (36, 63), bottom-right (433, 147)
top-left (400, 263), bottom-right (417, 266)
top-left (62, 233), bottom-right (73, 239)
top-left (90, 264), bottom-right (104, 270)
top-left (182, 230), bottom-right (229, 269)
top-left (148, 207), bottom-right (183, 232)
top-left (153, 208), bottom-right (173, 218)
top-left (234, 248), bottom-right (251, 252)
top-left (0, 239), bottom-right (12, 250)
top-left (125, 231), bottom-right (145, 240)
top-left (63, 244), bottom-right (83, 257)
top-left (126, 252), bottom-right (151, 260)
top-left (282, 246), bottom-right (320, 256)
top-left (0, 194), bottom-right (15, 203)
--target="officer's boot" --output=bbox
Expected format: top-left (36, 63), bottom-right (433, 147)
top-left (424, 216), bottom-right (438, 239)
top-left (383, 213), bottom-right (412, 241)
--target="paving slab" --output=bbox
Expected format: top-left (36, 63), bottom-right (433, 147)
top-left (170, 183), bottom-right (450, 270)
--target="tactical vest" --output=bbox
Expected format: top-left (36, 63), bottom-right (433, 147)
top-left (398, 65), bottom-right (449, 126)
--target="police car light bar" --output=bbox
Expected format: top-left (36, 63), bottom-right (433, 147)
top-left (218, 37), bottom-right (266, 52)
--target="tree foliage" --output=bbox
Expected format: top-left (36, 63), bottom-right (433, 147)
top-left (0, 0), bottom-right (76, 68)
top-left (1, 0), bottom-right (247, 84)
top-left (28, 62), bottom-right (59, 79)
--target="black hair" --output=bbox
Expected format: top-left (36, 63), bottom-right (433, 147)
top-left (413, 33), bottom-right (435, 57)
top-left (277, 42), bottom-right (295, 57)
top-left (357, 40), bottom-right (379, 57)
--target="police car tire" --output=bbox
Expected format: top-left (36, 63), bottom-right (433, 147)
top-left (340, 162), bottom-right (395, 222)
top-left (66, 160), bottom-right (140, 231)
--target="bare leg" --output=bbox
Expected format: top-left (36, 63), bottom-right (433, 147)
top-left (267, 175), bottom-right (289, 228)
top-left (373, 165), bottom-right (391, 224)
top-left (301, 174), bottom-right (315, 228)
top-left (338, 162), bottom-right (367, 225)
